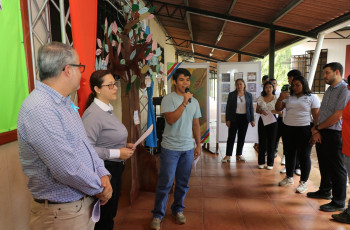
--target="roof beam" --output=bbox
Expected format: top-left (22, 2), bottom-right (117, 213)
top-left (310, 12), bottom-right (350, 34)
top-left (226, 0), bottom-right (304, 61)
top-left (167, 36), bottom-right (264, 58)
top-left (194, 52), bottom-right (224, 62)
top-left (147, 0), bottom-right (317, 38)
top-left (184, 0), bottom-right (195, 53)
top-left (209, 0), bottom-right (238, 56)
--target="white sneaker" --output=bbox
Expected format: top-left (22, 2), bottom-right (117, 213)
top-left (281, 155), bottom-right (285, 165)
top-left (279, 177), bottom-right (294, 187)
top-left (295, 169), bottom-right (301, 176)
top-left (258, 164), bottom-right (265, 169)
top-left (280, 167), bottom-right (286, 174)
top-left (266, 166), bottom-right (273, 170)
top-left (296, 181), bottom-right (308, 193)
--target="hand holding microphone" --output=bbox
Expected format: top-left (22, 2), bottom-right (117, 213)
top-left (185, 88), bottom-right (192, 103)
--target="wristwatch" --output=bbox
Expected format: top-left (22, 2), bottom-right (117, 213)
top-left (315, 125), bottom-right (320, 131)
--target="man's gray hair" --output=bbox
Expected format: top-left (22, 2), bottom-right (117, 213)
top-left (37, 42), bottom-right (76, 81)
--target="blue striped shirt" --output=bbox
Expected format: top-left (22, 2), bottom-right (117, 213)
top-left (17, 81), bottom-right (110, 202)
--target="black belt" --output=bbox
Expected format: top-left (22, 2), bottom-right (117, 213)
top-left (34, 196), bottom-right (85, 204)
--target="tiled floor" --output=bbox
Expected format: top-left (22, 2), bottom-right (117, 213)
top-left (114, 144), bottom-right (350, 230)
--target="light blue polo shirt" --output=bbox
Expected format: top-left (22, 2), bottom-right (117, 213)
top-left (161, 92), bottom-right (201, 151)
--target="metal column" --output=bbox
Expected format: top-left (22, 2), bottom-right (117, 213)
top-left (269, 29), bottom-right (275, 78)
top-left (308, 33), bottom-right (325, 88)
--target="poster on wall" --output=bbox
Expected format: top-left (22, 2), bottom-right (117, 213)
top-left (167, 62), bottom-right (210, 144)
top-left (217, 62), bottom-right (261, 143)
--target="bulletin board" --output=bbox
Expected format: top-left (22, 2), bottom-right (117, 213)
top-left (217, 62), bottom-right (261, 143)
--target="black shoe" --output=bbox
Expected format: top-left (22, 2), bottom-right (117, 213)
top-left (306, 190), bottom-right (332, 200)
top-left (332, 209), bottom-right (350, 224)
top-left (320, 202), bottom-right (345, 212)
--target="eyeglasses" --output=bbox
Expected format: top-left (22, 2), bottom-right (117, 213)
top-left (101, 82), bottom-right (117, 89)
top-left (63, 64), bottom-right (85, 73)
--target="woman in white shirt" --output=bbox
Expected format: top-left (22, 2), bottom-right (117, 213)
top-left (275, 76), bottom-right (320, 194)
top-left (256, 81), bottom-right (280, 169)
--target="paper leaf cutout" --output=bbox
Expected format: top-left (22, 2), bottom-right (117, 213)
top-left (129, 30), bottom-right (133, 39)
top-left (96, 49), bottom-right (102, 56)
top-left (152, 40), bottom-right (157, 51)
top-left (112, 21), bottom-right (118, 34)
top-left (97, 38), bottom-right (102, 48)
top-left (106, 54), bottom-right (109, 66)
top-left (146, 14), bottom-right (154, 20)
top-left (130, 50), bottom-right (136, 60)
top-left (145, 48), bottom-right (151, 57)
top-left (105, 44), bottom-right (109, 53)
top-left (141, 65), bottom-right (150, 74)
top-left (117, 27), bottom-right (123, 33)
top-left (108, 23), bottom-right (113, 37)
top-left (138, 7), bottom-right (149, 14)
top-left (131, 75), bottom-right (137, 83)
top-left (156, 64), bottom-right (160, 73)
top-left (104, 18), bottom-right (108, 34)
top-left (149, 68), bottom-right (153, 75)
top-left (120, 59), bottom-right (125, 65)
top-left (148, 6), bottom-right (156, 13)
top-left (135, 78), bottom-right (141, 90)
top-left (146, 34), bottom-right (152, 43)
top-left (139, 12), bottom-right (150, 21)
top-left (146, 26), bottom-right (150, 35)
top-left (112, 40), bottom-right (116, 47)
top-left (95, 57), bottom-right (99, 70)
top-left (145, 53), bottom-right (154, 60)
top-left (132, 4), bottom-right (139, 12)
top-left (117, 43), bottom-right (122, 55)
top-left (155, 47), bottom-right (162, 56)
top-left (116, 34), bottom-right (122, 43)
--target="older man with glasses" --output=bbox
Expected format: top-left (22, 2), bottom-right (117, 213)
top-left (17, 42), bottom-right (112, 230)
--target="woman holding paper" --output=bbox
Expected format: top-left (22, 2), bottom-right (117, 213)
top-left (256, 81), bottom-right (279, 170)
top-left (82, 70), bottom-right (134, 230)
top-left (275, 76), bottom-right (320, 193)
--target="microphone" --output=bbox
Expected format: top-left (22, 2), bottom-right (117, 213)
top-left (185, 88), bottom-right (191, 103)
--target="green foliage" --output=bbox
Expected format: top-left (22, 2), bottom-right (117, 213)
top-left (260, 47), bottom-right (291, 86)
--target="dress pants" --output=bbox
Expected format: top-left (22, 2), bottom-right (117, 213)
top-left (225, 114), bottom-right (249, 156)
top-left (257, 118), bottom-right (277, 166)
top-left (95, 161), bottom-right (125, 230)
top-left (283, 125), bottom-right (312, 182)
top-left (316, 130), bottom-right (347, 206)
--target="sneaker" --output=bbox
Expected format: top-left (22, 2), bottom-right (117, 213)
top-left (306, 190), bottom-right (332, 200)
top-left (236, 155), bottom-right (245, 162)
top-left (296, 181), bottom-right (308, 193)
top-left (295, 169), bottom-right (301, 176)
top-left (221, 156), bottom-right (231, 163)
top-left (266, 166), bottom-right (273, 170)
top-left (280, 167), bottom-right (286, 174)
top-left (332, 209), bottom-right (350, 224)
top-left (150, 217), bottom-right (162, 230)
top-left (281, 155), bottom-right (285, 165)
top-left (279, 177), bottom-right (294, 186)
top-left (258, 164), bottom-right (265, 169)
top-left (172, 212), bottom-right (186, 225)
top-left (320, 201), bottom-right (345, 212)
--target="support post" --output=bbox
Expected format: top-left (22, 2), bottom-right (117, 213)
top-left (59, 0), bottom-right (66, 44)
top-left (238, 53), bottom-right (241, 62)
top-left (269, 29), bottom-right (275, 78)
top-left (308, 33), bottom-right (325, 88)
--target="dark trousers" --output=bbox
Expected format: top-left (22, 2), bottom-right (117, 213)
top-left (274, 117), bottom-right (286, 154)
top-left (225, 114), bottom-right (249, 156)
top-left (258, 118), bottom-right (278, 166)
top-left (316, 130), bottom-right (347, 206)
top-left (95, 161), bottom-right (125, 230)
top-left (281, 121), bottom-right (300, 170)
top-left (283, 125), bottom-right (312, 182)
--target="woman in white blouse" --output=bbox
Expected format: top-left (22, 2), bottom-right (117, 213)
top-left (256, 81), bottom-right (280, 169)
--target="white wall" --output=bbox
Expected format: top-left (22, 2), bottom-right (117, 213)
top-left (291, 35), bottom-right (350, 68)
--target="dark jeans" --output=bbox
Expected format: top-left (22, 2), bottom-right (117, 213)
top-left (258, 118), bottom-right (277, 166)
top-left (225, 114), bottom-right (249, 156)
top-left (281, 121), bottom-right (300, 170)
top-left (283, 125), bottom-right (312, 182)
top-left (274, 117), bottom-right (286, 154)
top-left (316, 129), bottom-right (347, 206)
top-left (95, 161), bottom-right (125, 230)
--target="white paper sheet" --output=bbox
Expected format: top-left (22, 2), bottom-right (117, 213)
top-left (91, 200), bottom-right (100, 222)
top-left (133, 124), bottom-right (154, 148)
top-left (192, 155), bottom-right (200, 172)
top-left (261, 111), bottom-right (277, 126)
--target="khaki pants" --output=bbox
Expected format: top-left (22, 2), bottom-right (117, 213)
top-left (29, 196), bottom-right (96, 230)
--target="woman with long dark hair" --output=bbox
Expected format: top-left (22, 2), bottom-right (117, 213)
top-left (82, 70), bottom-right (135, 230)
top-left (276, 76), bottom-right (320, 193)
top-left (222, 79), bottom-right (255, 162)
